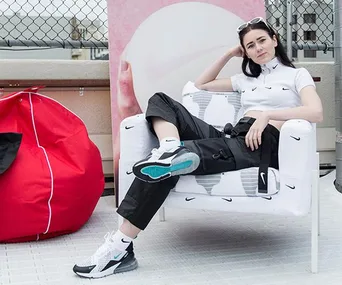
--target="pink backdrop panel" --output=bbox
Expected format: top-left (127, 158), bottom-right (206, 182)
top-left (107, 0), bottom-right (265, 196)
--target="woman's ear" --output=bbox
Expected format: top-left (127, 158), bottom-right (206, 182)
top-left (272, 35), bottom-right (278, 47)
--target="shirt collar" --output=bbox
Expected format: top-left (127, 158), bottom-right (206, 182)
top-left (260, 57), bottom-right (281, 73)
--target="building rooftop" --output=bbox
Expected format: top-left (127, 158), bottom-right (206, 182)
top-left (1, 171), bottom-right (342, 285)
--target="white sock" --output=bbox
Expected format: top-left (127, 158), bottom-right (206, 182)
top-left (111, 230), bottom-right (134, 251)
top-left (159, 137), bottom-right (181, 150)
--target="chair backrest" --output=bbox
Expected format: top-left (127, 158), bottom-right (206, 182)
top-left (182, 81), bottom-right (243, 131)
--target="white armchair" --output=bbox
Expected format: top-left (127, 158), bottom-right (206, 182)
top-left (118, 81), bottom-right (320, 273)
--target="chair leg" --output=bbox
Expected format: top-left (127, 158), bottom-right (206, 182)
top-left (316, 152), bottom-right (321, 237)
top-left (311, 168), bottom-right (319, 273)
top-left (159, 207), bottom-right (166, 222)
top-left (318, 188), bottom-right (321, 237)
top-left (117, 215), bottom-right (124, 230)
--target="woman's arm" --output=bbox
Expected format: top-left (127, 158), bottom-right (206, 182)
top-left (245, 86), bottom-right (323, 151)
top-left (264, 86), bottom-right (323, 123)
top-left (194, 46), bottom-right (243, 92)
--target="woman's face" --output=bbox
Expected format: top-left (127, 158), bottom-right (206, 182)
top-left (242, 29), bottom-right (277, 65)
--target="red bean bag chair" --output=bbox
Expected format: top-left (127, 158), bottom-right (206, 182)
top-left (0, 87), bottom-right (104, 242)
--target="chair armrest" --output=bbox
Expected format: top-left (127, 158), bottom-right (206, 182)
top-left (279, 119), bottom-right (316, 178)
top-left (119, 114), bottom-right (158, 204)
top-left (277, 119), bottom-right (317, 215)
top-left (119, 113), bottom-right (158, 163)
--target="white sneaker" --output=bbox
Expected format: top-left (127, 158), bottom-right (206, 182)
top-left (73, 232), bottom-right (138, 278)
top-left (132, 146), bottom-right (200, 183)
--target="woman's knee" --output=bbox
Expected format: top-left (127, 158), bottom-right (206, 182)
top-left (148, 92), bottom-right (168, 104)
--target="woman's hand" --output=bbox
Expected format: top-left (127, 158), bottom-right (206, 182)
top-left (229, 45), bottom-right (245, 58)
top-left (117, 60), bottom-right (142, 118)
top-left (245, 113), bottom-right (270, 151)
top-left (114, 60), bottom-right (142, 192)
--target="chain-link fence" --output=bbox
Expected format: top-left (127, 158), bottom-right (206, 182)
top-left (0, 0), bottom-right (107, 51)
top-left (265, 0), bottom-right (334, 61)
top-left (0, 0), bottom-right (335, 61)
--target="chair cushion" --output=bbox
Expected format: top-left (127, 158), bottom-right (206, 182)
top-left (180, 82), bottom-right (279, 197)
top-left (182, 81), bottom-right (244, 130)
top-left (173, 167), bottom-right (280, 197)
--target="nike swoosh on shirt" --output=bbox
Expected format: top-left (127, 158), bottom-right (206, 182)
top-left (121, 238), bottom-right (131, 243)
top-left (125, 126), bottom-right (134, 130)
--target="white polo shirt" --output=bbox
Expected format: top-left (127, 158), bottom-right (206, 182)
top-left (230, 57), bottom-right (316, 115)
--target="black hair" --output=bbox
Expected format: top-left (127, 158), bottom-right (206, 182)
top-left (238, 21), bottom-right (295, 78)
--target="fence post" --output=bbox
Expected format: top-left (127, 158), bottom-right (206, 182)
top-left (286, 0), bottom-right (293, 61)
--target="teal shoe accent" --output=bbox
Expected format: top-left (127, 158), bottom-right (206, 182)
top-left (141, 161), bottom-right (193, 179)
top-left (113, 253), bottom-right (123, 260)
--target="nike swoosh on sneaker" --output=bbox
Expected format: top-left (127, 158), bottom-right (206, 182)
top-left (121, 238), bottom-right (131, 243)
top-left (113, 252), bottom-right (123, 260)
top-left (73, 242), bottom-right (138, 278)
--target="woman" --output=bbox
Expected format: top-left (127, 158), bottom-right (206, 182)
top-left (73, 17), bottom-right (323, 278)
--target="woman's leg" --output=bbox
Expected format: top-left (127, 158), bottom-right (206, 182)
top-left (120, 219), bottom-right (141, 239)
top-left (117, 176), bottom-right (179, 230)
top-left (73, 176), bottom-right (179, 279)
top-left (133, 92), bottom-right (223, 182)
top-left (73, 92), bottom-right (224, 278)
top-left (152, 117), bottom-right (180, 141)
top-left (146, 92), bottom-right (222, 140)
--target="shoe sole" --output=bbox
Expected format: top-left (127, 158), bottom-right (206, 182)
top-left (74, 255), bottom-right (138, 279)
top-left (133, 152), bottom-right (200, 183)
